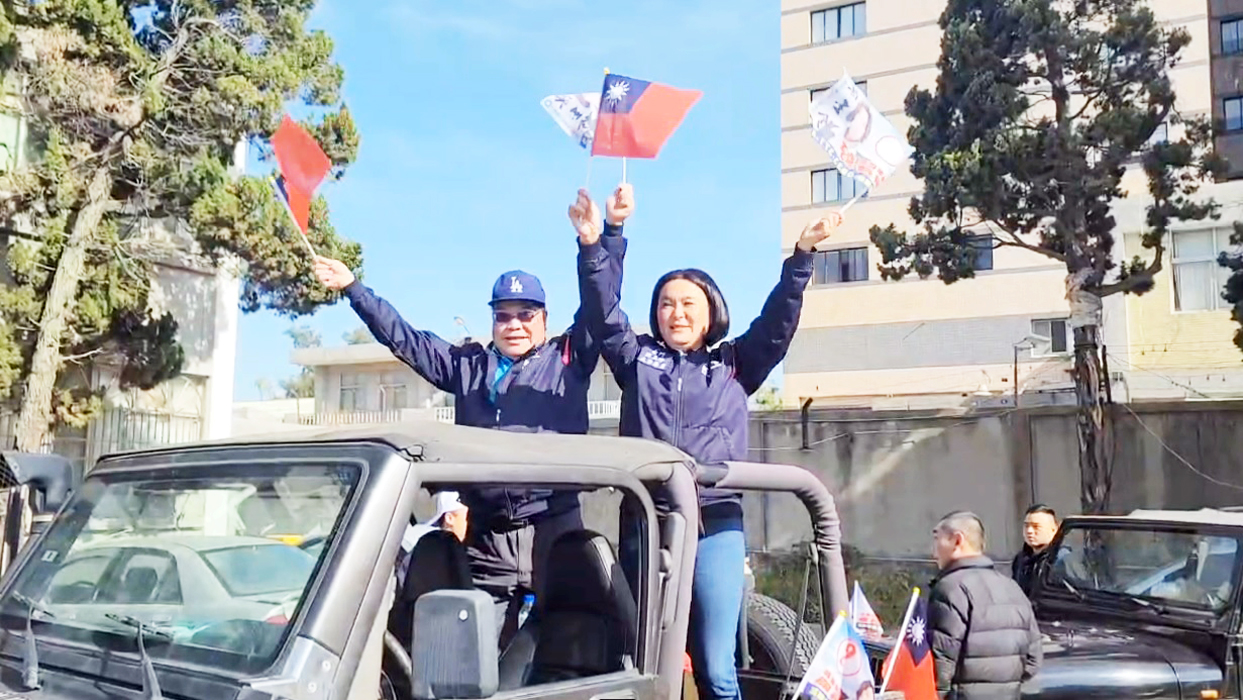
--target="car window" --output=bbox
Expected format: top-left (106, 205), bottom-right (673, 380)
top-left (45, 554), bottom-right (113, 604)
top-left (1049, 526), bottom-right (1238, 612)
top-left (96, 551), bottom-right (181, 604)
top-left (200, 544), bottom-right (316, 597)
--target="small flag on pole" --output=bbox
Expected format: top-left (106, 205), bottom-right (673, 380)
top-left (809, 70), bottom-right (913, 195)
top-left (795, 612), bottom-right (876, 700)
top-left (541, 92), bottom-right (600, 150)
top-left (850, 581), bottom-right (885, 642)
top-left (270, 115), bottom-right (332, 240)
top-left (880, 589), bottom-right (937, 700)
top-left (591, 72), bottom-right (701, 159)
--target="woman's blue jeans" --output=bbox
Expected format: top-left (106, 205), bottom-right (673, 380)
top-left (689, 502), bottom-right (746, 700)
top-left (619, 502), bottom-right (745, 700)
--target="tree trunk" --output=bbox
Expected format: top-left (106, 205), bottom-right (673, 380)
top-left (1065, 266), bottom-right (1113, 515)
top-left (12, 167), bottom-right (112, 452)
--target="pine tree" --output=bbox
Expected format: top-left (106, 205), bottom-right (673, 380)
top-left (0, 0), bottom-right (363, 450)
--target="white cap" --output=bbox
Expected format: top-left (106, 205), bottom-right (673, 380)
top-left (422, 491), bottom-right (467, 527)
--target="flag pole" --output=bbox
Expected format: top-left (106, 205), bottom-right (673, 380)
top-left (879, 587), bottom-right (920, 695)
top-left (622, 157), bottom-right (628, 184)
top-left (840, 189), bottom-right (867, 215)
top-left (270, 176), bottom-right (319, 258)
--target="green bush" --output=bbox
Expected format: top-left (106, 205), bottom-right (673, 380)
top-left (751, 545), bottom-right (934, 631)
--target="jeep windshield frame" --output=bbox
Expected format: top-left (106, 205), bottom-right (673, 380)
top-left (1034, 516), bottom-right (1243, 633)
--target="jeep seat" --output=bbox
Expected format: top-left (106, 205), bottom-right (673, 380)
top-left (504, 529), bottom-right (636, 687)
top-left (391, 529), bottom-right (473, 647)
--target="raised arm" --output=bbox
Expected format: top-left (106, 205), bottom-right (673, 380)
top-left (314, 256), bottom-right (458, 392)
top-left (730, 215), bottom-right (839, 395)
top-left (566, 185), bottom-right (633, 376)
top-left (570, 189), bottom-right (640, 387)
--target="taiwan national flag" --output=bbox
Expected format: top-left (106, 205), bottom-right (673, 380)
top-left (591, 72), bottom-right (701, 159)
top-left (880, 592), bottom-right (937, 700)
top-left (270, 115), bottom-right (332, 235)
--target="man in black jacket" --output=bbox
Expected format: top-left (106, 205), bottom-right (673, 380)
top-left (929, 511), bottom-right (1042, 700)
top-left (1011, 504), bottom-right (1058, 596)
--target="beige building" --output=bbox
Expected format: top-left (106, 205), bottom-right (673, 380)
top-left (289, 336), bottom-right (632, 426)
top-left (779, 0), bottom-right (1243, 408)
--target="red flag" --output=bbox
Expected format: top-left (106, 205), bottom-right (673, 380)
top-left (881, 593), bottom-right (937, 700)
top-left (591, 73), bottom-right (701, 159)
top-left (271, 115), bottom-right (331, 234)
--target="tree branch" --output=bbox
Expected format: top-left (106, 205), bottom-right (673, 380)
top-left (1099, 243), bottom-right (1165, 297)
top-left (987, 220), bottom-right (1068, 263)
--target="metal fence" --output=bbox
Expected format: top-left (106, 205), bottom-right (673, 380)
top-left (85, 408), bottom-right (202, 464)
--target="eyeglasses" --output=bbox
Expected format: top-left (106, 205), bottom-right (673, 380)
top-left (493, 308), bottom-right (541, 324)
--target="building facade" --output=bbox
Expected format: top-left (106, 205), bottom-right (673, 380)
top-left (291, 340), bottom-right (626, 426)
top-left (779, 0), bottom-right (1243, 408)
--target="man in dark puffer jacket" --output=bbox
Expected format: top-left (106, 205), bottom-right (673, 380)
top-left (929, 511), bottom-right (1042, 700)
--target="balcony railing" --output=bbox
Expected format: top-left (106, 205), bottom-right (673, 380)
top-left (297, 401), bottom-right (621, 427)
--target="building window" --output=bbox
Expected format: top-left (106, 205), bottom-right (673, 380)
top-left (1031, 319), bottom-right (1070, 356)
top-left (1223, 18), bottom-right (1243, 56)
top-left (810, 81), bottom-right (865, 104)
top-left (813, 247), bottom-right (869, 284)
top-left (339, 372), bottom-right (362, 412)
top-left (811, 168), bottom-right (865, 203)
top-left (811, 3), bottom-right (866, 44)
top-left (1172, 229), bottom-right (1231, 312)
top-left (968, 235), bottom-right (994, 271)
top-left (1225, 97), bottom-right (1243, 132)
top-left (379, 372), bottom-right (408, 412)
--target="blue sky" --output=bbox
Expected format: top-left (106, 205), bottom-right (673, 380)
top-left (234, 0), bottom-right (783, 399)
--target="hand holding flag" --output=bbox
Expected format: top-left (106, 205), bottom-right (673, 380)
top-left (605, 183), bottom-right (635, 226)
top-left (568, 188), bottom-right (603, 244)
top-left (796, 213), bottom-right (843, 252)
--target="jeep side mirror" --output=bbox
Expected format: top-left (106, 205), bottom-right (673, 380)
top-left (2, 452), bottom-right (80, 514)
top-left (412, 589), bottom-right (498, 700)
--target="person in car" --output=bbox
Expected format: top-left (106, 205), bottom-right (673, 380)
top-left (1012, 504), bottom-right (1058, 596)
top-left (397, 491), bottom-right (469, 589)
top-left (313, 187), bottom-right (632, 647)
top-left (569, 187), bottom-right (839, 700)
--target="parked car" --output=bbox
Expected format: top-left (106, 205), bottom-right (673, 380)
top-left (41, 535), bottom-right (314, 640)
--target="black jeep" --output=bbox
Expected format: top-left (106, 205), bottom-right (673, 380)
top-left (866, 509), bottom-right (1243, 700)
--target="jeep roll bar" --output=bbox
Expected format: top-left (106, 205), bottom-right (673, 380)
top-left (706, 462), bottom-right (850, 619)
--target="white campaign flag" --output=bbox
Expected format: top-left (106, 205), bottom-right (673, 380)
top-left (809, 70), bottom-right (914, 194)
top-left (541, 92), bottom-right (601, 150)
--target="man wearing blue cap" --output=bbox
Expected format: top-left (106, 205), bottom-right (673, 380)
top-left (312, 184), bottom-right (634, 645)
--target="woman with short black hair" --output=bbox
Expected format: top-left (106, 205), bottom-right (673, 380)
top-left (569, 186), bottom-right (839, 700)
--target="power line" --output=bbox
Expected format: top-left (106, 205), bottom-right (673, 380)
top-left (1119, 402), bottom-right (1243, 492)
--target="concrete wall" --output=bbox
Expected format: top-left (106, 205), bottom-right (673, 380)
top-left (591, 400), bottom-right (1243, 563)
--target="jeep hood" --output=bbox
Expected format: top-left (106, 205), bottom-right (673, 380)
top-left (1023, 619), bottom-right (1221, 700)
